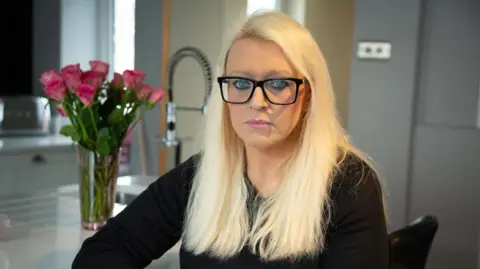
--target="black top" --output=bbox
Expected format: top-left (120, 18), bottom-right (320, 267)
top-left (72, 153), bottom-right (389, 269)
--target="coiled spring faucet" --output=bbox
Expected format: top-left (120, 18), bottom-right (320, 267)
top-left (161, 47), bottom-right (213, 164)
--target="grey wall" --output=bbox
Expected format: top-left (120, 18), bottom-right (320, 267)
top-left (303, 0), bottom-right (354, 127)
top-left (60, 0), bottom-right (110, 69)
top-left (409, 1), bottom-right (480, 268)
top-left (130, 0), bottom-right (164, 176)
top-left (33, 0), bottom-right (61, 96)
top-left (349, 0), bottom-right (480, 268)
top-left (349, 0), bottom-right (422, 231)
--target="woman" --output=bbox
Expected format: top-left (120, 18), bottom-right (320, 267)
top-left (72, 11), bottom-right (389, 269)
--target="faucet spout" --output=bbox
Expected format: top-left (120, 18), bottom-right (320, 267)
top-left (162, 47), bottom-right (213, 154)
top-left (167, 46), bottom-right (213, 107)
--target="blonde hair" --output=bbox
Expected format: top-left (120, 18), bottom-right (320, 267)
top-left (183, 10), bottom-right (381, 261)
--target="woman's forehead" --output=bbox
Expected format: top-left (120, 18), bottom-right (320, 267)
top-left (225, 38), bottom-right (297, 78)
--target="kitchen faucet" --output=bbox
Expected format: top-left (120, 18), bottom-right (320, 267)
top-left (161, 46), bottom-right (213, 166)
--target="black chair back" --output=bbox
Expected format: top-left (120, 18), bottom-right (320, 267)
top-left (389, 215), bottom-right (438, 269)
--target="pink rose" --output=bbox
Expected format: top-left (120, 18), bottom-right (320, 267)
top-left (40, 70), bottom-right (63, 86)
top-left (122, 70), bottom-right (145, 89)
top-left (148, 87), bottom-right (165, 103)
top-left (89, 60), bottom-right (109, 79)
top-left (40, 71), bottom-right (67, 101)
top-left (56, 104), bottom-right (67, 117)
top-left (76, 84), bottom-right (96, 106)
top-left (81, 71), bottom-right (104, 89)
top-left (60, 64), bottom-right (82, 91)
top-left (111, 72), bottom-right (123, 88)
top-left (137, 84), bottom-right (153, 100)
top-left (44, 81), bottom-right (67, 101)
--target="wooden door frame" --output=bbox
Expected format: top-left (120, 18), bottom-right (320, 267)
top-left (158, 0), bottom-right (171, 175)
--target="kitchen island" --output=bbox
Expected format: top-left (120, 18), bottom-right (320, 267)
top-left (0, 175), bottom-right (181, 269)
top-left (0, 135), bottom-right (78, 198)
top-left (0, 135), bottom-right (132, 197)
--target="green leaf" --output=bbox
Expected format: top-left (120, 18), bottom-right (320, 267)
top-left (98, 127), bottom-right (110, 138)
top-left (107, 109), bottom-right (124, 125)
top-left (81, 106), bottom-right (100, 127)
top-left (59, 125), bottom-right (80, 141)
top-left (96, 128), bottom-right (111, 155)
top-left (97, 138), bottom-right (110, 155)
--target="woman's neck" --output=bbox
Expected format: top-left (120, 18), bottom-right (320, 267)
top-left (244, 142), bottom-right (294, 197)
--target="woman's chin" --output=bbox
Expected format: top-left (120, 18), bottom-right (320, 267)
top-left (243, 135), bottom-right (281, 150)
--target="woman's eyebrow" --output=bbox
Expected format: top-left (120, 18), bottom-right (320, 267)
top-left (226, 70), bottom-right (294, 78)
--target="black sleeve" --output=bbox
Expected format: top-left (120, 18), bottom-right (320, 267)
top-left (71, 155), bottom-right (198, 269)
top-left (320, 157), bottom-right (390, 269)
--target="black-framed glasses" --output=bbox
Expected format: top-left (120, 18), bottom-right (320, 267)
top-left (217, 76), bottom-right (304, 105)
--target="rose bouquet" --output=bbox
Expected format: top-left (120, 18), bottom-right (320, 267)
top-left (40, 60), bottom-right (164, 230)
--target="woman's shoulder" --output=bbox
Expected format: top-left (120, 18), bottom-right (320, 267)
top-left (321, 152), bottom-right (389, 267)
top-left (328, 152), bottom-right (385, 218)
top-left (159, 153), bottom-right (200, 184)
top-left (331, 152), bottom-right (381, 196)
top-left (171, 153), bottom-right (201, 179)
top-left (149, 153), bottom-right (200, 203)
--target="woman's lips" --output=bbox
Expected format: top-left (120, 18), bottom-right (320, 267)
top-left (246, 119), bottom-right (271, 128)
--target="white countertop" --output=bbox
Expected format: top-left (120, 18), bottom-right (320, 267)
top-left (57, 174), bottom-right (159, 198)
top-left (0, 135), bottom-right (74, 154)
top-left (0, 176), bottom-right (180, 269)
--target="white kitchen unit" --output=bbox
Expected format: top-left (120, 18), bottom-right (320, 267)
top-left (0, 136), bottom-right (77, 197)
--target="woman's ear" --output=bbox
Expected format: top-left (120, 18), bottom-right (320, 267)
top-left (300, 82), bottom-right (311, 116)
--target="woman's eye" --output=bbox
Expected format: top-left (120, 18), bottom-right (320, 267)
top-left (232, 79), bottom-right (252, 89)
top-left (269, 79), bottom-right (288, 89)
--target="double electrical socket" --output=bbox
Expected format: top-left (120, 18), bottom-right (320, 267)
top-left (356, 41), bottom-right (392, 60)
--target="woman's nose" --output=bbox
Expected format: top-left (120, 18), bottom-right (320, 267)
top-left (249, 86), bottom-right (269, 110)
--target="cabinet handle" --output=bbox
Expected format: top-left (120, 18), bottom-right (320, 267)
top-left (31, 154), bottom-right (46, 164)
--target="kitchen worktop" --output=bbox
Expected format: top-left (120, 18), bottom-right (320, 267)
top-left (0, 135), bottom-right (74, 154)
top-left (0, 175), bottom-right (180, 269)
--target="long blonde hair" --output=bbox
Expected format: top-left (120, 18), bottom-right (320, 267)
top-left (183, 10), bottom-right (378, 261)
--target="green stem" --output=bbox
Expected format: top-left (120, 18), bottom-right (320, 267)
top-left (63, 102), bottom-right (80, 133)
top-left (79, 148), bottom-right (119, 224)
top-left (94, 181), bottom-right (102, 220)
top-left (127, 106), bottom-right (148, 136)
top-left (77, 116), bottom-right (89, 140)
top-left (81, 168), bottom-right (89, 219)
top-left (65, 103), bottom-right (96, 146)
top-left (88, 107), bottom-right (99, 136)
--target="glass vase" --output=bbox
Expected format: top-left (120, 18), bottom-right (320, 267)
top-left (77, 146), bottom-right (120, 231)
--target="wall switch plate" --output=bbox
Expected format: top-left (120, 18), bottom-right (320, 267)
top-left (356, 41), bottom-right (392, 60)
